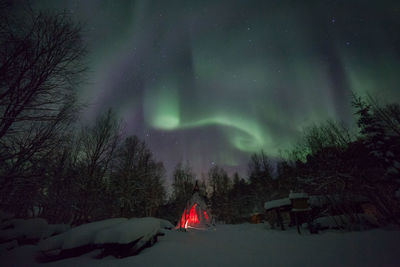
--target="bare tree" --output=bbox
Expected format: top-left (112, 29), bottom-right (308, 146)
top-left (288, 120), bottom-right (353, 162)
top-left (110, 135), bottom-right (166, 218)
top-left (0, 4), bottom-right (85, 215)
top-left (73, 109), bottom-right (120, 223)
top-left (0, 8), bottom-right (85, 140)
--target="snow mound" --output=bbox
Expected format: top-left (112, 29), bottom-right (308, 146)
top-left (94, 217), bottom-right (160, 245)
top-left (314, 214), bottom-right (372, 230)
top-left (0, 240), bottom-right (17, 254)
top-left (0, 211), bottom-right (14, 223)
top-left (39, 218), bottom-right (127, 251)
top-left (62, 218), bottom-right (127, 250)
top-left (158, 218), bottom-right (174, 229)
top-left (0, 218), bottom-right (48, 241)
top-left (45, 224), bottom-right (70, 237)
top-left (38, 232), bottom-right (67, 252)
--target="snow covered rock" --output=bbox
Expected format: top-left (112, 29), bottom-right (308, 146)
top-left (62, 218), bottom-right (128, 250)
top-left (94, 217), bottom-right (160, 245)
top-left (158, 218), bottom-right (174, 229)
top-left (39, 217), bottom-right (163, 260)
top-left (94, 217), bottom-right (161, 258)
top-left (39, 218), bottom-right (127, 252)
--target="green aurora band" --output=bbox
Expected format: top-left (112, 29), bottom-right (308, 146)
top-left (34, 0), bottom-right (400, 173)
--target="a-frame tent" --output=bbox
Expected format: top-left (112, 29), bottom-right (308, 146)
top-left (178, 181), bottom-right (212, 229)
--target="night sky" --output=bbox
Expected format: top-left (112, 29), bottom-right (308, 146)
top-left (34, 0), bottom-right (400, 177)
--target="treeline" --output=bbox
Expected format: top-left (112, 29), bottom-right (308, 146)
top-left (164, 153), bottom-right (284, 224)
top-left (166, 94), bottom-right (399, 226)
top-left (287, 95), bottom-right (400, 227)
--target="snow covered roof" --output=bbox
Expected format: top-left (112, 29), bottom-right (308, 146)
top-left (264, 198), bottom-right (291, 210)
top-left (289, 192), bottom-right (309, 199)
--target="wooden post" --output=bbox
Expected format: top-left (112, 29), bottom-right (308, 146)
top-left (295, 212), bottom-right (301, 234)
top-left (277, 209), bottom-right (285, 230)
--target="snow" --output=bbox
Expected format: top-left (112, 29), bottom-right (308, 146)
top-left (394, 161), bottom-right (400, 168)
top-left (190, 192), bottom-right (208, 210)
top-left (39, 217), bottom-right (167, 252)
top-left (38, 231), bottom-right (67, 252)
top-left (0, 240), bottom-right (17, 254)
top-left (396, 189), bottom-right (400, 199)
top-left (387, 167), bottom-right (399, 174)
top-left (0, 211), bottom-right (14, 222)
top-left (157, 218), bottom-right (174, 229)
top-left (314, 216), bottom-right (345, 229)
top-left (1, 224), bottom-right (400, 267)
top-left (94, 217), bottom-right (160, 245)
top-left (314, 214), bottom-right (375, 230)
top-left (62, 218), bottom-right (127, 250)
top-left (289, 192), bottom-right (309, 199)
top-left (292, 208), bottom-right (311, 212)
top-left (386, 151), bottom-right (394, 157)
top-left (39, 218), bottom-right (127, 251)
top-left (0, 218), bottom-right (49, 240)
top-left (308, 195), bottom-right (329, 207)
top-left (264, 198), bottom-right (291, 210)
top-left (45, 224), bottom-right (71, 237)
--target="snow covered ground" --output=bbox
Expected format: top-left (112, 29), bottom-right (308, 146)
top-left (1, 223), bottom-right (399, 267)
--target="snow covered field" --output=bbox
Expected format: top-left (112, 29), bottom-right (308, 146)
top-left (1, 224), bottom-right (399, 267)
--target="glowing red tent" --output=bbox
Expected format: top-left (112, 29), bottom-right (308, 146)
top-left (178, 182), bottom-right (212, 229)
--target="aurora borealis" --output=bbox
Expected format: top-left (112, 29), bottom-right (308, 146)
top-left (34, 0), bottom-right (400, 176)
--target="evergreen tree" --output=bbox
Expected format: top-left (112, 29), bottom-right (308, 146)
top-left (208, 165), bottom-right (232, 223)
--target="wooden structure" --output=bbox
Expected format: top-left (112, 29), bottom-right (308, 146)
top-left (288, 192), bottom-right (310, 234)
top-left (264, 198), bottom-right (291, 230)
top-left (264, 192), bottom-right (311, 233)
top-left (249, 213), bottom-right (264, 224)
